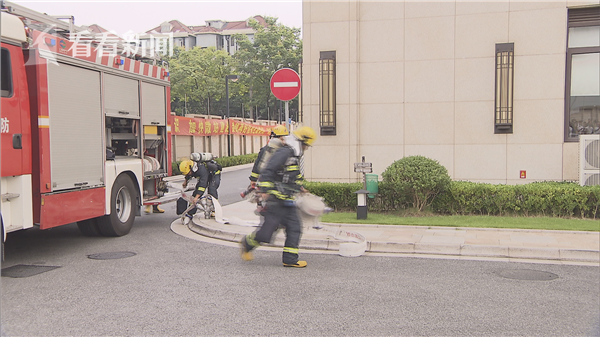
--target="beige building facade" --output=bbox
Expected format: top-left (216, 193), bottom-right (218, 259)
top-left (301, 1), bottom-right (600, 185)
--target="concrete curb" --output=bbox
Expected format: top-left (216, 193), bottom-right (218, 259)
top-left (187, 218), bottom-right (600, 263)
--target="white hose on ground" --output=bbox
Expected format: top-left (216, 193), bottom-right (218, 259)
top-left (296, 193), bottom-right (367, 257)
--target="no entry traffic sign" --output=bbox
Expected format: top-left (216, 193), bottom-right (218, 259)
top-left (270, 68), bottom-right (301, 101)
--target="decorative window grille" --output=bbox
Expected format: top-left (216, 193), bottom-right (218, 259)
top-left (319, 51), bottom-right (336, 136)
top-left (494, 43), bottom-right (514, 134)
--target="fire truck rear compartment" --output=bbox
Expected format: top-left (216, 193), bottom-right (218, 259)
top-left (46, 61), bottom-right (168, 230)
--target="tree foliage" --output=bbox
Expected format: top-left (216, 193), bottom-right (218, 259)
top-left (168, 46), bottom-right (237, 116)
top-left (232, 16), bottom-right (302, 120)
top-left (165, 16), bottom-right (302, 119)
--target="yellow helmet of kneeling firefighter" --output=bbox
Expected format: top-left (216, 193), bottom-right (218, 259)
top-left (179, 159), bottom-right (194, 175)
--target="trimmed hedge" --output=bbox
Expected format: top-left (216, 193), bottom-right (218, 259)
top-left (171, 154), bottom-right (600, 220)
top-left (304, 180), bottom-right (600, 220)
top-left (303, 181), bottom-right (363, 211)
top-left (431, 181), bottom-right (600, 219)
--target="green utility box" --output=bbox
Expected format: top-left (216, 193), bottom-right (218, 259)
top-left (365, 174), bottom-right (378, 198)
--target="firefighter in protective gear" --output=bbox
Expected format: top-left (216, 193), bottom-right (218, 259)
top-left (145, 204), bottom-right (165, 214)
top-left (248, 124), bottom-right (289, 185)
top-left (243, 125), bottom-right (289, 206)
top-left (240, 126), bottom-right (317, 268)
top-left (205, 158), bottom-right (222, 200)
top-left (181, 154), bottom-right (218, 222)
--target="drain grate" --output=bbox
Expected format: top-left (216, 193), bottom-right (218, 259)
top-left (496, 269), bottom-right (559, 281)
top-left (1, 264), bottom-right (61, 278)
top-left (87, 251), bottom-right (136, 260)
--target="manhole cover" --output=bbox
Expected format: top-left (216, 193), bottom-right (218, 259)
top-left (496, 269), bottom-right (559, 281)
top-left (1, 264), bottom-right (61, 278)
top-left (87, 251), bottom-right (136, 260)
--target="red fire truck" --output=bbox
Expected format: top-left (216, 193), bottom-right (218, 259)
top-left (1, 2), bottom-right (172, 241)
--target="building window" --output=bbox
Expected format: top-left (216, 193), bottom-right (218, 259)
top-left (494, 43), bottom-right (514, 134)
top-left (566, 7), bottom-right (600, 140)
top-left (1, 48), bottom-right (13, 98)
top-left (319, 51), bottom-right (336, 136)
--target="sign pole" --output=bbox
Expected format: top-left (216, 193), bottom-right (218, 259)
top-left (362, 156), bottom-right (367, 190)
top-left (285, 101), bottom-right (289, 128)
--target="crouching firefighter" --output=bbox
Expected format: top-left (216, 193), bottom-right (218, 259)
top-left (240, 126), bottom-right (317, 268)
top-left (180, 153), bottom-right (218, 224)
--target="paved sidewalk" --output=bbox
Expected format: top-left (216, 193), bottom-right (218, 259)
top-left (174, 198), bottom-right (600, 266)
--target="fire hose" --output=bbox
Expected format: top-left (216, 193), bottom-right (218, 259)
top-left (171, 182), bottom-right (366, 257)
top-left (166, 182), bottom-right (223, 222)
top-left (295, 193), bottom-right (367, 257)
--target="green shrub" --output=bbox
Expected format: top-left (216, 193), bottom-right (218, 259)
top-left (432, 181), bottom-right (600, 220)
top-left (370, 180), bottom-right (408, 211)
top-left (215, 153), bottom-right (258, 168)
top-left (585, 185), bottom-right (600, 219)
top-left (382, 156), bottom-right (451, 211)
top-left (304, 181), bottom-right (362, 211)
top-left (172, 161), bottom-right (182, 175)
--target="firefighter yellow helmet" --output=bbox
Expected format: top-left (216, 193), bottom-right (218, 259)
top-left (271, 125), bottom-right (289, 137)
top-left (179, 160), bottom-right (194, 175)
top-left (293, 126), bottom-right (317, 146)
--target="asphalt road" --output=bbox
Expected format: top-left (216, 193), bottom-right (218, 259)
top-left (1, 168), bottom-right (599, 336)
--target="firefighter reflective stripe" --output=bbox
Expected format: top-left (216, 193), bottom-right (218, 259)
top-left (258, 181), bottom-right (274, 188)
top-left (283, 247), bottom-right (299, 254)
top-left (197, 186), bottom-right (206, 192)
top-left (286, 165), bottom-right (299, 171)
top-left (246, 233), bottom-right (259, 248)
top-left (250, 172), bottom-right (260, 179)
top-left (268, 190), bottom-right (290, 200)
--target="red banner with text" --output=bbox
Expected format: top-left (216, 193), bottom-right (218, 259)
top-left (230, 120), bottom-right (272, 136)
top-left (170, 116), bottom-right (274, 137)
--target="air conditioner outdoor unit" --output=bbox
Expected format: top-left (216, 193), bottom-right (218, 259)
top-left (579, 135), bottom-right (600, 186)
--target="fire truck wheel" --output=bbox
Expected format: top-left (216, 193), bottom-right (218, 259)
top-left (97, 174), bottom-right (136, 237)
top-left (77, 219), bottom-right (102, 236)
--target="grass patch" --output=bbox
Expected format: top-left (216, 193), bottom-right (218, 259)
top-left (321, 212), bottom-right (600, 232)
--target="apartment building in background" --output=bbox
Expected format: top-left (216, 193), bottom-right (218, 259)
top-left (140, 16), bottom-right (267, 54)
top-left (300, 1), bottom-right (600, 186)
